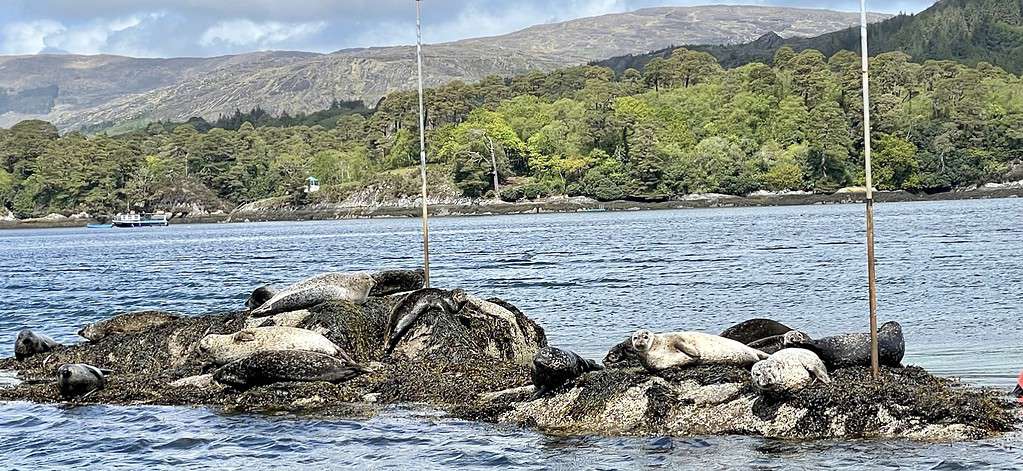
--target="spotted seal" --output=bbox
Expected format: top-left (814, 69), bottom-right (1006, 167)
top-left (245, 285), bottom-right (278, 310)
top-left (213, 350), bottom-right (373, 390)
top-left (249, 269), bottom-right (425, 317)
top-left (720, 318), bottom-right (793, 345)
top-left (603, 338), bottom-right (641, 368)
top-left (78, 311), bottom-right (180, 341)
top-left (783, 321), bottom-right (905, 369)
top-left (531, 346), bottom-right (603, 397)
top-left (751, 348), bottom-right (831, 395)
top-left (57, 364), bottom-right (111, 398)
top-left (15, 329), bottom-right (61, 360)
top-left (384, 288), bottom-right (468, 354)
top-left (197, 326), bottom-right (347, 365)
top-left (630, 330), bottom-right (768, 371)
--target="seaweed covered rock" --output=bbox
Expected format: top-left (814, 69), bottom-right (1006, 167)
top-left (479, 364), bottom-right (1017, 441)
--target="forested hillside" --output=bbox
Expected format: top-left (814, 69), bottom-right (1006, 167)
top-left (600, 0), bottom-right (1023, 74)
top-left (2, 44), bottom-right (1022, 218)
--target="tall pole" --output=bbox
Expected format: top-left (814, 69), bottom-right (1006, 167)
top-left (860, 0), bottom-right (880, 379)
top-left (415, 0), bottom-right (431, 288)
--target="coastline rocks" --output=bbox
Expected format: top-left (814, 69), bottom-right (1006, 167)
top-left (78, 311), bottom-right (181, 341)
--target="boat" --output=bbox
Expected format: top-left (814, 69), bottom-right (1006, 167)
top-left (111, 213), bottom-right (170, 228)
top-left (86, 223), bottom-right (113, 229)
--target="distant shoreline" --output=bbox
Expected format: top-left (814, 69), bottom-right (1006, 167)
top-left (3, 187), bottom-right (1022, 230)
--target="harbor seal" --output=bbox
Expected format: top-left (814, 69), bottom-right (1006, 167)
top-left (720, 319), bottom-right (792, 345)
top-left (631, 330), bottom-right (769, 371)
top-left (603, 338), bottom-right (641, 368)
top-left (56, 364), bottom-right (111, 398)
top-left (78, 311), bottom-right (180, 341)
top-left (384, 288), bottom-right (468, 353)
top-left (531, 346), bottom-right (603, 397)
top-left (245, 285), bottom-right (278, 310)
top-left (249, 269), bottom-right (425, 317)
top-left (751, 348), bottom-right (831, 395)
top-left (197, 326), bottom-right (348, 365)
top-left (213, 350), bottom-right (373, 390)
top-left (15, 329), bottom-right (61, 360)
top-left (783, 321), bottom-right (905, 369)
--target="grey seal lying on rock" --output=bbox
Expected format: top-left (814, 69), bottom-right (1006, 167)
top-left (198, 326), bottom-right (348, 365)
top-left (384, 288), bottom-right (468, 354)
top-left (631, 330), bottom-right (768, 371)
top-left (751, 348), bottom-right (831, 395)
top-left (720, 318), bottom-right (792, 345)
top-left (250, 269), bottom-right (425, 317)
top-left (57, 364), bottom-right (112, 398)
top-left (213, 350), bottom-right (373, 390)
top-left (603, 338), bottom-right (641, 368)
top-left (531, 346), bottom-right (603, 398)
top-left (15, 329), bottom-right (61, 361)
top-left (245, 285), bottom-right (278, 310)
top-left (78, 311), bottom-right (181, 341)
top-left (783, 321), bottom-right (905, 370)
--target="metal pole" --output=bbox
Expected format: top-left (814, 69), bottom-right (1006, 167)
top-left (415, 0), bottom-right (431, 288)
top-left (860, 0), bottom-right (880, 379)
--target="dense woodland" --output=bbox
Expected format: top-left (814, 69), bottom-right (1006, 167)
top-left (1, 44), bottom-right (1022, 218)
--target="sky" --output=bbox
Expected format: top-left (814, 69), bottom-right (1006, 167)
top-left (0, 0), bottom-right (936, 58)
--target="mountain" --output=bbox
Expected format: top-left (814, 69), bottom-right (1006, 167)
top-left (599, 0), bottom-right (1023, 74)
top-left (0, 6), bottom-right (887, 130)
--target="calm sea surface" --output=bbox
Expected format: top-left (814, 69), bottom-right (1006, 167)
top-left (1, 199), bottom-right (1021, 469)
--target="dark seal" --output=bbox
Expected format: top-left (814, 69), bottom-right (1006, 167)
top-left (15, 329), bottom-right (61, 361)
top-left (384, 288), bottom-right (468, 354)
top-left (531, 346), bottom-right (603, 398)
top-left (369, 269), bottom-right (427, 297)
top-left (245, 285), bottom-right (278, 310)
top-left (720, 319), bottom-right (793, 345)
top-left (213, 350), bottom-right (373, 390)
top-left (783, 321), bottom-right (906, 369)
top-left (57, 364), bottom-right (111, 399)
top-left (603, 338), bottom-right (642, 369)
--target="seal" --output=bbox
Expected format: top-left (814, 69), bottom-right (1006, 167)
top-left (384, 288), bottom-right (468, 354)
top-left (213, 350), bottom-right (373, 390)
top-left (782, 321), bottom-right (905, 369)
top-left (747, 334), bottom-right (789, 355)
top-left (603, 338), bottom-right (641, 368)
top-left (249, 269), bottom-right (425, 317)
top-left (245, 285), bottom-right (278, 310)
top-left (78, 311), bottom-right (181, 341)
top-left (720, 319), bottom-right (792, 345)
top-left (750, 348), bottom-right (831, 395)
top-left (197, 326), bottom-right (348, 365)
top-left (630, 330), bottom-right (769, 371)
top-left (531, 346), bottom-right (603, 397)
top-left (56, 364), bottom-right (111, 399)
top-left (15, 329), bottom-right (61, 360)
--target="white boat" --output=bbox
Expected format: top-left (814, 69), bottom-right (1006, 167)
top-left (111, 213), bottom-right (169, 228)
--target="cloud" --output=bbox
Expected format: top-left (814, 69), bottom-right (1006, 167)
top-left (199, 19), bottom-right (326, 49)
top-left (1, 20), bottom-right (64, 55)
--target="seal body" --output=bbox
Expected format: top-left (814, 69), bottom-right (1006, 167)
top-left (751, 348), bottom-right (831, 395)
top-left (720, 319), bottom-right (792, 345)
top-left (631, 330), bottom-right (769, 371)
top-left (198, 326), bottom-right (345, 365)
top-left (384, 288), bottom-right (468, 353)
top-left (245, 285), bottom-right (278, 310)
top-left (213, 350), bottom-right (372, 390)
top-left (531, 346), bottom-right (603, 397)
top-left (78, 311), bottom-right (180, 341)
top-left (748, 334), bottom-right (788, 355)
top-left (783, 321), bottom-right (905, 369)
top-left (56, 364), bottom-right (109, 398)
top-left (250, 269), bottom-right (425, 318)
top-left (603, 338), bottom-right (641, 368)
top-left (15, 329), bottom-right (61, 360)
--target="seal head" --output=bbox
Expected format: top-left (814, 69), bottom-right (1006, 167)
top-left (530, 346), bottom-right (603, 398)
top-left (15, 329), bottom-right (61, 361)
top-left (631, 329), bottom-right (655, 353)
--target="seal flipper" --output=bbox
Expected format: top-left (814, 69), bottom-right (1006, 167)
top-left (807, 362), bottom-right (831, 384)
top-left (673, 339), bottom-right (701, 360)
top-left (311, 364), bottom-right (374, 384)
top-left (530, 385), bottom-right (550, 399)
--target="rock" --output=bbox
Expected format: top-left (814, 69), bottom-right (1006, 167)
top-left (0, 209), bottom-right (16, 222)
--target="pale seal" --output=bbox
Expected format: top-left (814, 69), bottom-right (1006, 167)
top-left (15, 329), bottom-right (61, 360)
top-left (630, 330), bottom-right (769, 371)
top-left (384, 288), bottom-right (468, 354)
top-left (751, 348), bottom-right (831, 395)
top-left (249, 269), bottom-right (425, 317)
top-left (213, 350), bottom-right (373, 390)
top-left (531, 346), bottom-right (603, 397)
top-left (56, 364), bottom-right (111, 399)
top-left (245, 285), bottom-right (278, 310)
top-left (720, 318), bottom-right (792, 345)
top-left (78, 311), bottom-right (180, 341)
top-left (197, 326), bottom-right (348, 365)
top-left (783, 321), bottom-right (905, 369)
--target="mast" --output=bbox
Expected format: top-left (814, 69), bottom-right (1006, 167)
top-left (860, 0), bottom-right (880, 378)
top-left (415, 0), bottom-right (431, 288)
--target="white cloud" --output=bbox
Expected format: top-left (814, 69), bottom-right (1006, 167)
top-left (199, 19), bottom-right (326, 48)
top-left (1, 20), bottom-right (65, 54)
